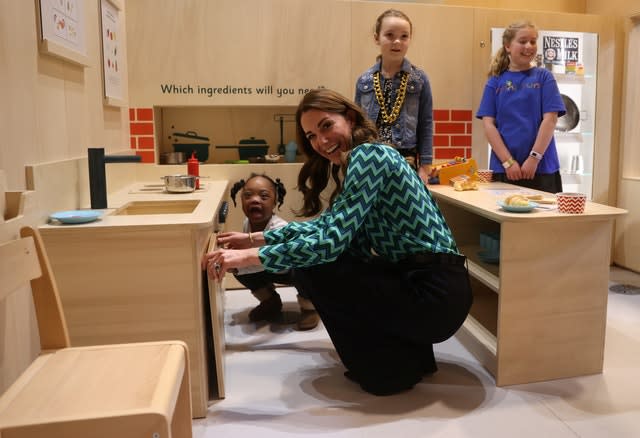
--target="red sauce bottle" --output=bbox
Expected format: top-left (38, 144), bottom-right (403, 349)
top-left (188, 152), bottom-right (200, 189)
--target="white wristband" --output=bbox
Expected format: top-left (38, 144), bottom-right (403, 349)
top-left (529, 151), bottom-right (543, 160)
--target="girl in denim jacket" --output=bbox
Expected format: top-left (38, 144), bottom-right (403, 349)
top-left (355, 9), bottom-right (434, 185)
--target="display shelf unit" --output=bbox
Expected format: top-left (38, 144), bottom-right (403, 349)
top-left (429, 183), bottom-right (626, 386)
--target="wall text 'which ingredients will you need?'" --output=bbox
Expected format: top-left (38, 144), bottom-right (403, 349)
top-left (160, 84), bottom-right (325, 98)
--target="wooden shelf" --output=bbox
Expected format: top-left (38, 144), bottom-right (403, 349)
top-left (555, 131), bottom-right (584, 142)
top-left (460, 242), bottom-right (499, 292)
top-left (468, 260), bottom-right (500, 293)
top-left (553, 73), bottom-right (590, 84)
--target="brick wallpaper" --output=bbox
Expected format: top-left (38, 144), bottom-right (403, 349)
top-left (433, 109), bottom-right (473, 161)
top-left (128, 107), bottom-right (473, 164)
top-left (129, 107), bottom-right (155, 163)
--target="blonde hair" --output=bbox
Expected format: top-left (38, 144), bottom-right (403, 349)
top-left (488, 20), bottom-right (537, 77)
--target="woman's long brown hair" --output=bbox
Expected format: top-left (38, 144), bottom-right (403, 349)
top-left (295, 88), bottom-right (378, 217)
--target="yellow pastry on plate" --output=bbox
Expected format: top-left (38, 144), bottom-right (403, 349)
top-left (504, 194), bottom-right (530, 207)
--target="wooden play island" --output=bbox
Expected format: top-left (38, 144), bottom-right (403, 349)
top-left (428, 183), bottom-right (626, 385)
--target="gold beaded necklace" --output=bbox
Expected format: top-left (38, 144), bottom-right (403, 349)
top-left (373, 71), bottom-right (409, 125)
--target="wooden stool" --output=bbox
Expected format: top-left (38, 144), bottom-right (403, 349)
top-left (0, 227), bottom-right (193, 437)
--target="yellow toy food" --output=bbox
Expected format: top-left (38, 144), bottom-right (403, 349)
top-left (453, 179), bottom-right (479, 191)
top-left (504, 194), bottom-right (530, 207)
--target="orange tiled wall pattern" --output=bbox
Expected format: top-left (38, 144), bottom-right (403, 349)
top-left (128, 107), bottom-right (473, 164)
top-left (129, 107), bottom-right (155, 163)
top-left (433, 109), bottom-right (473, 161)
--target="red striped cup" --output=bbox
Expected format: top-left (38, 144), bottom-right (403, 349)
top-left (557, 192), bottom-right (586, 214)
top-left (477, 169), bottom-right (493, 182)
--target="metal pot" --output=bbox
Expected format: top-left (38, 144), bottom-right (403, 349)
top-left (159, 152), bottom-right (186, 164)
top-left (161, 174), bottom-right (197, 193)
top-left (556, 94), bottom-right (580, 132)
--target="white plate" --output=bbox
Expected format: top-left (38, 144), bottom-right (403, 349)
top-left (497, 200), bottom-right (539, 213)
top-left (50, 210), bottom-right (102, 224)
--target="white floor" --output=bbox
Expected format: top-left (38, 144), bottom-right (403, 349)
top-left (194, 267), bottom-right (640, 438)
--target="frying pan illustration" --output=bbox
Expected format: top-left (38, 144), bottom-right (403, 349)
top-left (556, 94), bottom-right (580, 132)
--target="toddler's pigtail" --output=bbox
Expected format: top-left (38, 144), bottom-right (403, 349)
top-left (229, 179), bottom-right (246, 207)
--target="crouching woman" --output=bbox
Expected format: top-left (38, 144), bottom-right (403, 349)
top-left (203, 88), bottom-right (472, 396)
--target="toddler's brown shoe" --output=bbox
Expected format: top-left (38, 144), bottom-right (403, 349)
top-left (296, 309), bottom-right (320, 330)
top-left (295, 295), bottom-right (319, 330)
top-left (249, 292), bottom-right (282, 322)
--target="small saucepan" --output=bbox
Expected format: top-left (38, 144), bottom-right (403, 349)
top-left (161, 174), bottom-right (198, 193)
top-left (159, 152), bottom-right (186, 164)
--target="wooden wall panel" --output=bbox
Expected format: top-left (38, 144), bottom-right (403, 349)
top-left (443, 0), bottom-right (586, 13)
top-left (613, 15), bottom-right (640, 271)
top-left (126, 0), bottom-right (352, 106)
top-left (0, 1), bottom-right (130, 191)
top-left (619, 19), bottom-right (640, 177)
top-left (586, 0), bottom-right (640, 16)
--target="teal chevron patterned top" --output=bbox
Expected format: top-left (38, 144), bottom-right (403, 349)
top-left (258, 143), bottom-right (459, 272)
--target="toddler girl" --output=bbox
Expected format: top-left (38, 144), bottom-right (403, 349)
top-left (227, 173), bottom-right (319, 331)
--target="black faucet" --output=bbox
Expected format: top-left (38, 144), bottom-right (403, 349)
top-left (88, 148), bottom-right (142, 209)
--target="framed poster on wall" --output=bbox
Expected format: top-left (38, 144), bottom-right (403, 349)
top-left (36, 0), bottom-right (88, 66)
top-left (100, 0), bottom-right (125, 106)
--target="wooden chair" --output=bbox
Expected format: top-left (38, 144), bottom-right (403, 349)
top-left (0, 227), bottom-right (193, 438)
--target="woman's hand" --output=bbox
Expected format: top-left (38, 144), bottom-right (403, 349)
top-left (216, 231), bottom-right (253, 249)
top-left (201, 247), bottom-right (261, 281)
top-left (504, 162), bottom-right (523, 180)
top-left (520, 157), bottom-right (539, 179)
top-left (418, 164), bottom-right (432, 185)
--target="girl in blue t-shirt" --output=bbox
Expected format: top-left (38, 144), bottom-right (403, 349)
top-left (476, 20), bottom-right (565, 193)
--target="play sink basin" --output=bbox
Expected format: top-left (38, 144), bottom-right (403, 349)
top-left (112, 200), bottom-right (200, 215)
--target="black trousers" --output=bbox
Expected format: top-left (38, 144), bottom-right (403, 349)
top-left (295, 252), bottom-right (473, 395)
top-left (493, 171), bottom-right (563, 194)
top-left (235, 270), bottom-right (310, 299)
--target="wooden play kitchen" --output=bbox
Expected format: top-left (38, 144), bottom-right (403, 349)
top-left (428, 183), bottom-right (626, 385)
top-left (38, 180), bottom-right (229, 418)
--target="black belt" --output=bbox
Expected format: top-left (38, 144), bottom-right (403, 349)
top-left (397, 147), bottom-right (417, 157)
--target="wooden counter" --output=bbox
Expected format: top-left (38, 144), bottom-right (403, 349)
top-left (428, 183), bottom-right (627, 386)
top-left (39, 180), bottom-right (229, 418)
